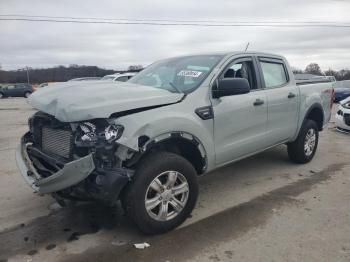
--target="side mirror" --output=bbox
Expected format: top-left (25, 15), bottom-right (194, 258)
top-left (213, 78), bottom-right (250, 98)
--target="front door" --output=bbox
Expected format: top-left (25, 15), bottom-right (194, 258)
top-left (13, 84), bottom-right (25, 96)
top-left (211, 57), bottom-right (268, 166)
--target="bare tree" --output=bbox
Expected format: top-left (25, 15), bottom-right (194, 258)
top-left (305, 63), bottom-right (322, 75)
top-left (337, 69), bottom-right (350, 81)
top-left (324, 68), bottom-right (338, 77)
top-left (291, 67), bottom-right (303, 74)
top-left (128, 65), bottom-right (144, 72)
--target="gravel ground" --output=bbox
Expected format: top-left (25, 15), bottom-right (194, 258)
top-left (0, 97), bottom-right (349, 262)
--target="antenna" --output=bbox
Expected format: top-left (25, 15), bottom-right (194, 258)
top-left (244, 42), bottom-right (250, 52)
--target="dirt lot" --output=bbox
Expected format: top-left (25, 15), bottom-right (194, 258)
top-left (0, 98), bottom-right (349, 262)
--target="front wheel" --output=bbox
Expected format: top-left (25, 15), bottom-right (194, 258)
top-left (287, 119), bottom-right (319, 164)
top-left (123, 151), bottom-right (198, 234)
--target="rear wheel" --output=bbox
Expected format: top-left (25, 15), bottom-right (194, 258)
top-left (123, 151), bottom-right (198, 234)
top-left (24, 92), bottom-right (31, 98)
top-left (0, 92), bottom-right (4, 99)
top-left (287, 119), bottom-right (319, 164)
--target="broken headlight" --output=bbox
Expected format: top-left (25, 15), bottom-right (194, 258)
top-left (342, 101), bottom-right (350, 109)
top-left (78, 122), bottom-right (97, 142)
top-left (76, 122), bottom-right (124, 143)
top-left (104, 124), bottom-right (124, 142)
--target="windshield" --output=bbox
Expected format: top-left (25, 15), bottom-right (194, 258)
top-left (128, 55), bottom-right (223, 93)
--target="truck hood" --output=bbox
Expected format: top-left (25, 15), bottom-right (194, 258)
top-left (27, 81), bottom-right (183, 122)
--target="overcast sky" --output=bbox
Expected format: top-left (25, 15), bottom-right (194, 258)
top-left (0, 0), bottom-right (349, 71)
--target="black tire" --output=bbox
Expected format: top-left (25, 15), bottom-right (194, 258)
top-left (24, 92), bottom-right (31, 98)
top-left (287, 119), bottom-right (319, 164)
top-left (0, 92), bottom-right (4, 99)
top-left (123, 151), bottom-right (198, 234)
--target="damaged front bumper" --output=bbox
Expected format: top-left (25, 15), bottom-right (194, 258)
top-left (16, 133), bottom-right (130, 203)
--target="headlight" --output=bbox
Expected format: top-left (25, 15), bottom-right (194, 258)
top-left (78, 122), bottom-right (97, 142)
top-left (342, 101), bottom-right (350, 109)
top-left (76, 121), bottom-right (124, 144)
top-left (104, 124), bottom-right (124, 142)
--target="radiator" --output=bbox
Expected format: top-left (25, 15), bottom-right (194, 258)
top-left (41, 127), bottom-right (73, 158)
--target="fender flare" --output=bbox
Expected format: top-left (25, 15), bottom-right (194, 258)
top-left (300, 102), bottom-right (324, 131)
top-left (140, 131), bottom-right (208, 172)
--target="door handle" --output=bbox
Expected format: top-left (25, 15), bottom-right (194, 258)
top-left (288, 92), bottom-right (296, 99)
top-left (253, 99), bottom-right (264, 106)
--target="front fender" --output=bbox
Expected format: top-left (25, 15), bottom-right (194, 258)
top-left (111, 105), bottom-right (216, 171)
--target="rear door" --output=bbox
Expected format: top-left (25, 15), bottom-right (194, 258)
top-left (211, 56), bottom-right (269, 165)
top-left (4, 85), bottom-right (16, 96)
top-left (256, 57), bottom-right (299, 145)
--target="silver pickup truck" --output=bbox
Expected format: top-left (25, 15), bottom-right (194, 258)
top-left (16, 52), bottom-right (334, 234)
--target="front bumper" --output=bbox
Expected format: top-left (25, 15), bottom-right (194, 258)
top-left (335, 108), bottom-right (350, 132)
top-left (16, 133), bottom-right (130, 204)
top-left (16, 134), bottom-right (95, 194)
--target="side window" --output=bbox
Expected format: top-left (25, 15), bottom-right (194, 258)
top-left (6, 85), bottom-right (15, 89)
top-left (116, 76), bottom-right (129, 82)
top-left (260, 61), bottom-right (288, 88)
top-left (222, 60), bottom-right (257, 90)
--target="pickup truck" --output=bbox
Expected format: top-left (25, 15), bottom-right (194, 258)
top-left (16, 52), bottom-right (334, 234)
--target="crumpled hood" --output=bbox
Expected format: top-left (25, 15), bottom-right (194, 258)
top-left (28, 81), bottom-right (183, 122)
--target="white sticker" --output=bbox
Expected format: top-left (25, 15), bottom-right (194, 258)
top-left (177, 70), bottom-right (203, 78)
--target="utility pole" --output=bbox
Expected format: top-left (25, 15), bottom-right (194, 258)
top-left (26, 66), bottom-right (30, 84)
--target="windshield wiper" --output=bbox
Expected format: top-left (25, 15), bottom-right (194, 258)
top-left (169, 82), bottom-right (183, 94)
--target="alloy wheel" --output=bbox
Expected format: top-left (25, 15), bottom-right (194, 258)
top-left (145, 171), bottom-right (189, 221)
top-left (304, 128), bottom-right (316, 156)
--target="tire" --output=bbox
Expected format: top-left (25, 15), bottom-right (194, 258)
top-left (123, 151), bottom-right (198, 234)
top-left (287, 119), bottom-right (319, 164)
top-left (0, 92), bottom-right (3, 99)
top-left (24, 92), bottom-right (31, 98)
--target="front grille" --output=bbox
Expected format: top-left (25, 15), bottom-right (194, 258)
top-left (41, 127), bottom-right (73, 158)
top-left (344, 115), bottom-right (350, 127)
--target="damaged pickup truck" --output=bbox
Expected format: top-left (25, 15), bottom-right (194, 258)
top-left (16, 52), bottom-right (334, 234)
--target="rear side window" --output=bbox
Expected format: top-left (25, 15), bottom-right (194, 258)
top-left (260, 61), bottom-right (288, 88)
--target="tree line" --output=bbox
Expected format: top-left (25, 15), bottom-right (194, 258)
top-left (292, 63), bottom-right (350, 81)
top-left (0, 64), bottom-right (144, 84)
top-left (1, 62), bottom-right (349, 84)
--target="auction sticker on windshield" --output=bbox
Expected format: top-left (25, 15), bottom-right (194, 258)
top-left (177, 70), bottom-right (203, 77)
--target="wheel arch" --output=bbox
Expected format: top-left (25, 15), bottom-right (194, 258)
top-left (136, 132), bottom-right (208, 175)
top-left (303, 103), bottom-right (324, 131)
